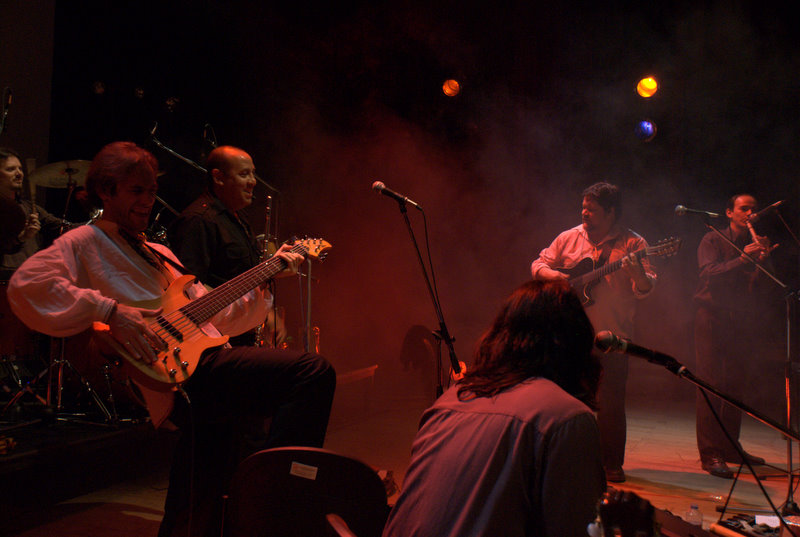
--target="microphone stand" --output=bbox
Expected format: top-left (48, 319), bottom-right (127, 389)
top-left (701, 217), bottom-right (800, 516)
top-left (148, 123), bottom-right (281, 193)
top-left (389, 200), bottom-right (460, 398)
top-left (617, 347), bottom-right (800, 535)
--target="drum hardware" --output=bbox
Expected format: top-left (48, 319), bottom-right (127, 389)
top-left (26, 159), bottom-right (91, 235)
top-left (145, 197), bottom-right (179, 246)
top-left (0, 281), bottom-right (48, 420)
top-left (27, 160), bottom-right (90, 190)
top-left (1, 362), bottom-right (49, 419)
top-left (99, 363), bottom-right (120, 424)
top-left (45, 337), bottom-right (116, 425)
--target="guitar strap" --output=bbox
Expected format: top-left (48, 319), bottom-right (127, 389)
top-left (596, 247), bottom-right (611, 269)
top-left (142, 242), bottom-right (189, 276)
top-left (94, 221), bottom-right (187, 282)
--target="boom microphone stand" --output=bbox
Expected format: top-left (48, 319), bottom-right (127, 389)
top-left (595, 332), bottom-right (800, 536)
top-left (374, 183), bottom-right (460, 398)
top-left (148, 122), bottom-right (280, 193)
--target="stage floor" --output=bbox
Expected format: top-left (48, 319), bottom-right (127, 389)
top-left (3, 374), bottom-right (797, 536)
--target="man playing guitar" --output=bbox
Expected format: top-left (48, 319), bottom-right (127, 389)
top-left (531, 182), bottom-right (657, 483)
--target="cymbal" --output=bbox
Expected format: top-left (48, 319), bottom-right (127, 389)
top-left (0, 196), bottom-right (25, 242)
top-left (28, 160), bottom-right (91, 188)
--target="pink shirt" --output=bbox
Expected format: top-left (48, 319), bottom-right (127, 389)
top-left (531, 224), bottom-right (656, 338)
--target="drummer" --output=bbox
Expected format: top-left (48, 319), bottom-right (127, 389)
top-left (0, 147), bottom-right (66, 280)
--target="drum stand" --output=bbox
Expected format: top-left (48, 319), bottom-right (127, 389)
top-left (46, 337), bottom-right (117, 425)
top-left (1, 355), bottom-right (48, 420)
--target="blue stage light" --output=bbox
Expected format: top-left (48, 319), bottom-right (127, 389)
top-left (635, 119), bottom-right (657, 142)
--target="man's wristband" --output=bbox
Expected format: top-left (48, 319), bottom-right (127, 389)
top-left (104, 301), bottom-right (118, 324)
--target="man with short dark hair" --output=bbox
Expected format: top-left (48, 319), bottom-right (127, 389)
top-left (382, 280), bottom-right (606, 537)
top-left (531, 182), bottom-right (656, 483)
top-left (694, 193), bottom-right (774, 478)
top-left (7, 141), bottom-right (336, 537)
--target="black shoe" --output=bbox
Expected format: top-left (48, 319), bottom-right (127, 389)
top-left (701, 456), bottom-right (734, 479)
top-left (724, 451), bottom-right (766, 466)
top-left (605, 466), bottom-right (626, 483)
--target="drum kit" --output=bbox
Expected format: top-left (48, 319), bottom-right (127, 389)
top-left (0, 160), bottom-right (158, 427)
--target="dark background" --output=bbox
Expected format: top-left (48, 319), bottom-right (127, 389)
top-left (2, 0), bottom-right (799, 415)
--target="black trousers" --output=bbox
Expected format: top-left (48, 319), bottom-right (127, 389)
top-left (596, 351), bottom-right (628, 469)
top-left (158, 345), bottom-right (336, 537)
top-left (695, 306), bottom-right (760, 460)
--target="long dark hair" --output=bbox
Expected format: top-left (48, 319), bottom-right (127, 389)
top-left (457, 280), bottom-right (600, 408)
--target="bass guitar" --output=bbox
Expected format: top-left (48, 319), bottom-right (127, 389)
top-left (563, 237), bottom-right (681, 306)
top-left (93, 238), bottom-right (331, 390)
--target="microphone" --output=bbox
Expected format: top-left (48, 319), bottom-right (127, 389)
top-left (203, 122), bottom-right (217, 148)
top-left (595, 330), bottom-right (685, 373)
top-left (0, 87), bottom-right (12, 135)
top-left (675, 205), bottom-right (719, 218)
top-left (748, 200), bottom-right (784, 224)
top-left (372, 181), bottom-right (423, 211)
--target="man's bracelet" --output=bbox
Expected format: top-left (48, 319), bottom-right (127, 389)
top-left (104, 301), bottom-right (118, 324)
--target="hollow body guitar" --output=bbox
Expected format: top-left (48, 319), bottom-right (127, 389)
top-left (562, 237), bottom-right (681, 306)
top-left (94, 238), bottom-right (331, 391)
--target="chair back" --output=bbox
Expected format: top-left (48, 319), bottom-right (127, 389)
top-left (224, 446), bottom-right (390, 537)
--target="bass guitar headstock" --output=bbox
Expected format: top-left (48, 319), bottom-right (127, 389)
top-left (294, 237), bottom-right (332, 262)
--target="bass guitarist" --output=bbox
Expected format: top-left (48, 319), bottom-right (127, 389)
top-left (7, 141), bottom-right (336, 537)
top-left (531, 181), bottom-right (656, 484)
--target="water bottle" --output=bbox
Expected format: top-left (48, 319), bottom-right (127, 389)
top-left (684, 504), bottom-right (703, 526)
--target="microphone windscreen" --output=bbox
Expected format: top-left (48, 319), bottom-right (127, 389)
top-left (594, 330), bottom-right (617, 352)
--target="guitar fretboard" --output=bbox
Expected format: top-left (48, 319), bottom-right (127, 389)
top-left (179, 243), bottom-right (306, 325)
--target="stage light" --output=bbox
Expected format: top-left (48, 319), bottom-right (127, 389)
top-left (442, 79), bottom-right (460, 97)
top-left (636, 77), bottom-right (658, 98)
top-left (635, 119), bottom-right (657, 142)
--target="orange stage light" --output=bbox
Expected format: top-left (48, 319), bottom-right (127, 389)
top-left (442, 79), bottom-right (460, 97)
top-left (636, 77), bottom-right (658, 98)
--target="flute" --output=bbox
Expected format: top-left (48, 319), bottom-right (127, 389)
top-left (746, 219), bottom-right (759, 245)
top-left (746, 217), bottom-right (775, 260)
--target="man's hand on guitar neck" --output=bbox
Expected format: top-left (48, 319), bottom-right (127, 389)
top-left (621, 253), bottom-right (652, 293)
top-left (271, 242), bottom-right (305, 280)
top-left (108, 303), bottom-right (163, 363)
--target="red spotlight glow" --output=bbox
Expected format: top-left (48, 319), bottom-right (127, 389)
top-left (442, 79), bottom-right (460, 97)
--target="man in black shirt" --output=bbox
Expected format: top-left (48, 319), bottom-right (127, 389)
top-left (169, 146), bottom-right (276, 346)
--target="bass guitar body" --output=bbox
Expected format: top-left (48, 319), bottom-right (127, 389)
top-left (92, 238), bottom-right (333, 391)
top-left (94, 274), bottom-right (229, 390)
